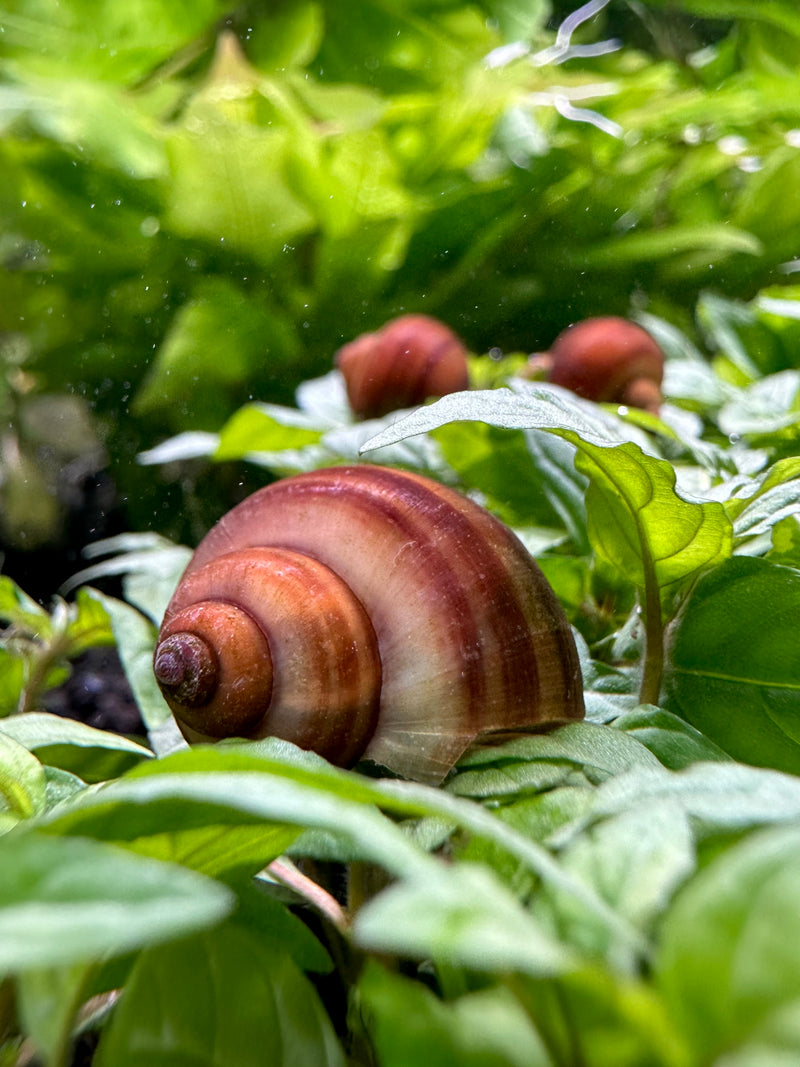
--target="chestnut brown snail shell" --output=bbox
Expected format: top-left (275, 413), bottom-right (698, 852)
top-left (335, 314), bottom-right (470, 420)
top-left (526, 317), bottom-right (664, 414)
top-left (153, 466), bottom-right (584, 783)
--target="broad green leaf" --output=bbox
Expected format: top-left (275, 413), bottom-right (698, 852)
top-left (664, 557), bottom-right (800, 772)
top-left (0, 0), bottom-right (230, 82)
top-left (0, 832), bottom-right (233, 974)
top-left (74, 535), bottom-right (191, 623)
top-left (42, 766), bottom-right (86, 811)
top-left (163, 125), bottom-right (314, 271)
top-left (247, 2), bottom-right (324, 72)
top-left (433, 420), bottom-right (587, 542)
top-left (36, 758), bottom-right (437, 882)
top-left (662, 358), bottom-right (731, 410)
top-left (133, 278), bottom-right (299, 431)
top-left (95, 921), bottom-right (344, 1067)
top-left (137, 431), bottom-right (220, 466)
top-left (648, 0), bottom-right (800, 38)
top-left (770, 514), bottom-right (800, 567)
top-left (16, 962), bottom-right (93, 1067)
top-left (0, 733), bottom-right (46, 824)
top-left (132, 823), bottom-right (298, 878)
top-left (538, 799), bottom-right (695, 962)
top-left (37, 742), bottom-right (643, 950)
top-left (353, 862), bottom-right (577, 977)
top-left (728, 457), bottom-right (800, 546)
top-left (718, 370), bottom-right (800, 439)
top-left (358, 963), bottom-right (553, 1067)
top-left (612, 706), bottom-right (732, 770)
top-left (62, 587), bottom-right (114, 654)
top-left (362, 386), bottom-right (732, 595)
top-left (576, 442), bottom-right (731, 595)
top-left (697, 291), bottom-right (764, 379)
top-left (658, 824), bottom-right (800, 1063)
top-left (0, 76), bottom-right (166, 179)
top-left (558, 761), bottom-right (800, 847)
top-left (215, 403), bottom-right (324, 461)
top-left (0, 712), bottom-right (151, 784)
top-left (450, 722), bottom-right (661, 798)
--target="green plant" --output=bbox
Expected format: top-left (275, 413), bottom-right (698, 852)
top-left (3, 2), bottom-right (800, 1065)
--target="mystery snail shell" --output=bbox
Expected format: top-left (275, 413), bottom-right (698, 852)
top-left (154, 465), bottom-right (584, 782)
top-left (335, 314), bottom-right (470, 420)
top-left (526, 316), bottom-right (664, 413)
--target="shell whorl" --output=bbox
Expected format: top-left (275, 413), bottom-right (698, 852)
top-left (155, 465), bottom-right (584, 782)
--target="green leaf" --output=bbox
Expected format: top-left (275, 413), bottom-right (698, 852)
top-left (95, 921), bottom-right (344, 1067)
top-left (730, 457), bottom-right (800, 546)
top-left (658, 823), bottom-right (800, 1063)
top-left (37, 742), bottom-right (643, 951)
top-left (62, 588), bottom-right (114, 655)
top-left (0, 712), bottom-right (151, 784)
top-left (0, 733), bottom-right (46, 824)
top-left (0, 648), bottom-right (26, 717)
top-left (561, 761), bottom-right (800, 845)
top-left (0, 832), bottom-right (233, 974)
top-left (575, 441), bottom-right (732, 595)
top-left (37, 752), bottom-right (437, 882)
top-left (539, 799), bottom-right (696, 962)
top-left (87, 591), bottom-right (173, 734)
top-left (450, 722), bottom-right (661, 798)
top-left (215, 403), bottom-right (324, 462)
top-left (163, 125), bottom-right (314, 271)
top-left (16, 962), bottom-right (93, 1067)
top-left (362, 385), bottom-right (732, 595)
top-left (0, 0), bottom-right (229, 82)
top-left (133, 278), bottom-right (299, 431)
top-left (0, 576), bottom-right (49, 634)
top-left (353, 862), bottom-right (577, 977)
top-left (358, 962), bottom-right (553, 1067)
top-left (574, 224), bottom-right (763, 266)
top-left (664, 557), bottom-right (800, 773)
top-left (74, 534), bottom-right (191, 623)
top-left (718, 370), bottom-right (800, 439)
top-left (612, 706), bottom-right (732, 770)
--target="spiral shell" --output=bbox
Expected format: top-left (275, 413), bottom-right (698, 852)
top-left (335, 314), bottom-right (470, 420)
top-left (154, 466), bottom-right (584, 782)
top-left (541, 317), bottom-right (664, 413)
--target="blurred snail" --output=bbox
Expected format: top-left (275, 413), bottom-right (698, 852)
top-left (335, 314), bottom-right (470, 420)
top-left (154, 465), bottom-right (584, 782)
top-left (524, 317), bottom-right (664, 413)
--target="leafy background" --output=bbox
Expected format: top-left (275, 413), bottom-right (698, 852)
top-left (3, 0), bottom-right (800, 1065)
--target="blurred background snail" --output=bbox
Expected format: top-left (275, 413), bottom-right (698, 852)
top-left (524, 316), bottom-right (664, 413)
top-left (335, 314), bottom-right (470, 420)
top-left (153, 465), bottom-right (584, 783)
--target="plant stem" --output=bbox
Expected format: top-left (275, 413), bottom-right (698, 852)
top-left (267, 858), bottom-right (348, 931)
top-left (638, 562), bottom-right (664, 706)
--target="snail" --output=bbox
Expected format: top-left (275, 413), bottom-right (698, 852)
top-left (335, 314), bottom-right (470, 420)
top-left (524, 316), bottom-right (664, 413)
top-left (154, 465), bottom-right (584, 782)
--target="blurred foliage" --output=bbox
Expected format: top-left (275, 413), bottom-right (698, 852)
top-left (2, 0), bottom-right (800, 544)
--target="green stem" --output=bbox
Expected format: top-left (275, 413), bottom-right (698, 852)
top-left (638, 553), bottom-right (664, 706)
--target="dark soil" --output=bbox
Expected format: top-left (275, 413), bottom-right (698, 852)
top-left (43, 646), bottom-right (145, 738)
top-left (3, 465), bottom-right (146, 739)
